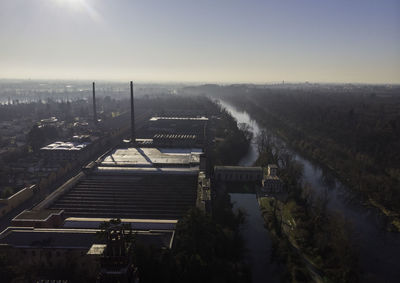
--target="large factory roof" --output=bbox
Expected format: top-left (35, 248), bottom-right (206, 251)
top-left (48, 174), bottom-right (198, 220)
top-left (41, 141), bottom-right (90, 151)
top-left (149, 116), bottom-right (208, 121)
top-left (63, 217), bottom-right (177, 230)
top-left (0, 227), bottom-right (174, 249)
top-left (100, 147), bottom-right (202, 167)
top-left (96, 167), bottom-right (200, 175)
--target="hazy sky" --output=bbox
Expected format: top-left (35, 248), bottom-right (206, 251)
top-left (0, 0), bottom-right (399, 83)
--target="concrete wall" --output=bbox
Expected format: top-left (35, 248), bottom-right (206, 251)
top-left (0, 185), bottom-right (36, 217)
top-left (0, 245), bottom-right (100, 279)
top-left (214, 167), bottom-right (263, 182)
top-left (35, 172), bottom-right (85, 210)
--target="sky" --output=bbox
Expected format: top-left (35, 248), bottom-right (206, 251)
top-left (0, 0), bottom-right (399, 84)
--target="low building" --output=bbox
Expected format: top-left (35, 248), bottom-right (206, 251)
top-left (261, 164), bottom-right (283, 193)
top-left (40, 141), bottom-right (91, 162)
top-left (12, 209), bottom-right (65, 228)
top-left (0, 226), bottom-right (174, 281)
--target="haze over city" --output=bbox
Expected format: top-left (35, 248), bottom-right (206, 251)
top-left (0, 0), bottom-right (399, 83)
top-left (1, 1), bottom-right (400, 282)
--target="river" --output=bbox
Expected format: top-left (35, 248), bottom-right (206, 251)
top-left (219, 99), bottom-right (400, 282)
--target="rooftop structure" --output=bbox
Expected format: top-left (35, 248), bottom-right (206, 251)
top-left (12, 209), bottom-right (64, 228)
top-left (99, 147), bottom-right (202, 170)
top-left (149, 116), bottom-right (209, 121)
top-left (40, 141), bottom-right (91, 161)
top-left (48, 174), bottom-right (198, 220)
top-left (40, 117), bottom-right (58, 124)
top-left (0, 226), bottom-right (174, 279)
top-left (41, 141), bottom-right (90, 151)
top-left (63, 217), bottom-right (177, 230)
top-left (146, 116), bottom-right (208, 148)
top-left (0, 224), bottom-right (175, 250)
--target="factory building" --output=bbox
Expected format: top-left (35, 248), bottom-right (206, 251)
top-left (0, 225), bottom-right (174, 280)
top-left (145, 116), bottom-right (209, 148)
top-left (0, 81), bottom-right (211, 281)
top-left (40, 141), bottom-right (91, 162)
top-left (35, 146), bottom-right (204, 220)
top-left (214, 166), bottom-right (263, 182)
top-left (261, 164), bottom-right (283, 193)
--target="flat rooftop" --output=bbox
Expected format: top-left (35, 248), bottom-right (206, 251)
top-left (153, 134), bottom-right (197, 140)
top-left (48, 174), bottom-right (198, 220)
top-left (41, 141), bottom-right (90, 151)
top-left (149, 116), bottom-right (208, 121)
top-left (14, 209), bottom-right (63, 221)
top-left (0, 227), bottom-right (174, 249)
top-left (100, 147), bottom-right (202, 167)
top-left (96, 166), bottom-right (200, 175)
top-left (63, 217), bottom-right (177, 230)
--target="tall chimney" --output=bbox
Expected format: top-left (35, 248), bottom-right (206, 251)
top-left (92, 82), bottom-right (97, 125)
top-left (130, 81), bottom-right (135, 143)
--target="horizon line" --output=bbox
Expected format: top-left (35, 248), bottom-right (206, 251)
top-left (0, 77), bottom-right (399, 86)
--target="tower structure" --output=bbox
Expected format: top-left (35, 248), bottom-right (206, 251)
top-left (130, 81), bottom-right (135, 143)
top-left (93, 81), bottom-right (98, 125)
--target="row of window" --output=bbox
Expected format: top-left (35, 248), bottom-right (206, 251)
top-left (217, 173), bottom-right (261, 180)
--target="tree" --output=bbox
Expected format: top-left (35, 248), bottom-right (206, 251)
top-left (27, 125), bottom-right (46, 151)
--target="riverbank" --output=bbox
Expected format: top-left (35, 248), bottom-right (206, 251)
top-left (259, 195), bottom-right (358, 283)
top-left (221, 96), bottom-right (400, 232)
top-left (214, 98), bottom-right (400, 282)
top-left (254, 142), bottom-right (359, 283)
top-left (259, 196), bottom-right (321, 282)
top-left (231, 194), bottom-right (280, 283)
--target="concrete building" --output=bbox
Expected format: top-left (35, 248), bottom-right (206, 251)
top-left (41, 146), bottom-right (202, 220)
top-left (0, 86), bottom-right (211, 280)
top-left (12, 209), bottom-right (65, 228)
top-left (0, 226), bottom-right (174, 279)
top-left (40, 141), bottom-right (91, 162)
top-left (214, 166), bottom-right (263, 182)
top-left (261, 164), bottom-right (283, 193)
top-left (145, 116), bottom-right (208, 148)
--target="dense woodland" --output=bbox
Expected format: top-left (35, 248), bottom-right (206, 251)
top-left (183, 84), bottom-right (400, 229)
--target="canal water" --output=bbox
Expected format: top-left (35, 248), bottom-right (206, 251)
top-left (219, 99), bottom-right (400, 282)
top-left (223, 100), bottom-right (280, 283)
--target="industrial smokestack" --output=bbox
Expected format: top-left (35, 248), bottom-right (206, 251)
top-left (130, 81), bottom-right (135, 143)
top-left (92, 82), bottom-right (97, 125)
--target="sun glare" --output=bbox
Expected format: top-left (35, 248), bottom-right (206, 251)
top-left (53, 0), bottom-right (102, 23)
top-left (55, 0), bottom-right (85, 8)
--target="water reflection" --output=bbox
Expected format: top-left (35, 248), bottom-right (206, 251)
top-left (231, 194), bottom-right (280, 283)
top-left (218, 99), bottom-right (400, 282)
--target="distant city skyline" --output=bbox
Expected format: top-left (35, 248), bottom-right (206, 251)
top-left (0, 0), bottom-right (399, 84)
